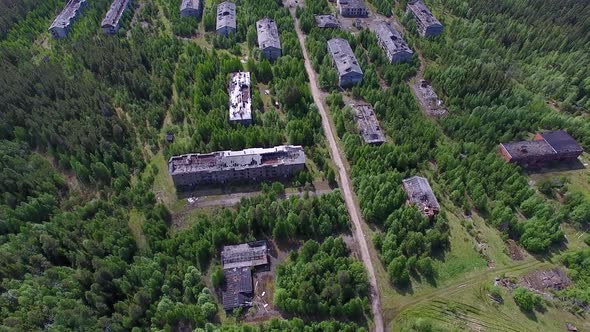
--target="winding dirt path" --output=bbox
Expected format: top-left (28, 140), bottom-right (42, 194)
top-left (289, 9), bottom-right (384, 332)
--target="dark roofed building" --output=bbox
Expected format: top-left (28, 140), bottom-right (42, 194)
top-left (102, 0), bottom-right (131, 34)
top-left (222, 267), bottom-right (253, 311)
top-left (315, 14), bottom-right (339, 28)
top-left (406, 0), bottom-right (443, 37)
top-left (180, 0), bottom-right (203, 18)
top-left (499, 130), bottom-right (583, 167)
top-left (402, 176), bottom-right (440, 218)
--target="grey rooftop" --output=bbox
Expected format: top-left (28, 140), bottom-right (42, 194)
top-left (49, 0), bottom-right (87, 29)
top-left (374, 21), bottom-right (413, 56)
top-left (402, 176), bottom-right (440, 214)
top-left (102, 0), bottom-right (129, 28)
top-left (327, 38), bottom-right (363, 76)
top-left (407, 0), bottom-right (441, 27)
top-left (217, 1), bottom-right (236, 30)
top-left (221, 241), bottom-right (268, 269)
top-left (256, 18), bottom-right (281, 50)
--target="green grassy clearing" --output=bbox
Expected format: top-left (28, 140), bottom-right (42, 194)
top-left (129, 209), bottom-right (150, 252)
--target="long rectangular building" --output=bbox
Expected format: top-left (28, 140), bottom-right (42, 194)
top-left (337, 0), bottom-right (368, 17)
top-left (406, 0), bottom-right (443, 37)
top-left (315, 14), bottom-right (339, 28)
top-left (374, 21), bottom-right (413, 63)
top-left (229, 72), bottom-right (252, 124)
top-left (216, 1), bottom-right (236, 36)
top-left (327, 38), bottom-right (363, 87)
top-left (352, 104), bottom-right (385, 145)
top-left (221, 241), bottom-right (268, 269)
top-left (402, 176), bottom-right (440, 218)
top-left (168, 145), bottom-right (306, 189)
top-left (101, 0), bottom-right (131, 34)
top-left (180, 0), bottom-right (203, 17)
top-left (499, 130), bottom-right (583, 167)
top-left (256, 18), bottom-right (281, 61)
top-left (48, 0), bottom-right (88, 38)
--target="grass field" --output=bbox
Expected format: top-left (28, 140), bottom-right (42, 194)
top-left (129, 209), bottom-right (150, 253)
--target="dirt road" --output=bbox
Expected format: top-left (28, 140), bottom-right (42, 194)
top-left (290, 10), bottom-right (384, 332)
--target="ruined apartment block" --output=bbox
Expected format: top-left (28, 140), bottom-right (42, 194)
top-left (499, 130), bottom-right (583, 167)
top-left (352, 104), bottom-right (385, 145)
top-left (374, 21), bottom-right (413, 63)
top-left (180, 0), bottom-right (203, 18)
top-left (168, 145), bottom-right (306, 189)
top-left (256, 18), bottom-right (282, 61)
top-left (337, 0), bottom-right (368, 17)
top-left (101, 0), bottom-right (131, 34)
top-left (406, 0), bottom-right (443, 37)
top-left (228, 71), bottom-right (252, 125)
top-left (327, 38), bottom-right (363, 87)
top-left (48, 0), bottom-right (88, 38)
top-left (216, 1), bottom-right (236, 36)
top-left (315, 14), bottom-right (339, 28)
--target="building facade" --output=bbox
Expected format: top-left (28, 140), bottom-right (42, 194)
top-left (327, 38), bottom-right (363, 87)
top-left (216, 1), bottom-right (236, 36)
top-left (256, 18), bottom-right (281, 61)
top-left (180, 0), bottom-right (203, 18)
top-left (499, 130), bottom-right (583, 167)
top-left (337, 0), bottom-right (368, 17)
top-left (168, 145), bottom-right (306, 189)
top-left (406, 0), bottom-right (443, 37)
top-left (101, 0), bottom-right (131, 35)
top-left (374, 21), bottom-right (413, 63)
top-left (48, 0), bottom-right (88, 38)
top-left (228, 71), bottom-right (252, 125)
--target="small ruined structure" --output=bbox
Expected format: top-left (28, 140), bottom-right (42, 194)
top-left (417, 80), bottom-right (448, 116)
top-left (521, 268), bottom-right (571, 291)
top-left (406, 0), bottom-right (443, 37)
top-left (499, 130), bottom-right (583, 167)
top-left (352, 104), bottom-right (385, 145)
top-left (374, 21), bottom-right (413, 63)
top-left (337, 0), bottom-right (368, 17)
top-left (101, 0), bottom-right (131, 34)
top-left (48, 0), bottom-right (88, 38)
top-left (327, 38), bottom-right (363, 87)
top-left (168, 145), bottom-right (306, 189)
top-left (315, 14), bottom-right (339, 28)
top-left (256, 18), bottom-right (281, 61)
top-left (180, 0), bottom-right (203, 18)
top-left (216, 1), bottom-right (236, 36)
top-left (402, 176), bottom-right (440, 218)
top-left (221, 241), bottom-right (269, 269)
top-left (228, 71), bottom-right (252, 125)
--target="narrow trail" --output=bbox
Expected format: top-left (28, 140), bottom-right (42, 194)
top-left (289, 9), bottom-right (384, 332)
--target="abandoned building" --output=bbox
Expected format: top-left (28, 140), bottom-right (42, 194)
top-left (216, 1), bottom-right (236, 36)
top-left (222, 267), bottom-right (253, 311)
top-left (337, 0), bottom-right (368, 17)
top-left (327, 38), bottom-right (363, 87)
top-left (522, 268), bottom-right (571, 291)
top-left (499, 130), bottom-right (583, 167)
top-left (416, 80), bottom-right (448, 116)
top-left (402, 176), bottom-right (440, 218)
top-left (315, 14), bottom-right (339, 28)
top-left (228, 71), bottom-right (252, 124)
top-left (352, 104), bottom-right (385, 145)
top-left (406, 0), bottom-right (443, 37)
top-left (374, 21), bottom-right (413, 63)
top-left (48, 0), bottom-right (88, 38)
top-left (180, 0), bottom-right (203, 18)
top-left (101, 0), bottom-right (131, 34)
top-left (168, 145), bottom-right (306, 189)
top-left (256, 18), bottom-right (282, 61)
top-left (221, 241), bottom-right (269, 269)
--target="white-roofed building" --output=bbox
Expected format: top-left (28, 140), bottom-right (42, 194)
top-left (216, 1), bottom-right (236, 36)
top-left (256, 18), bottom-right (281, 61)
top-left (228, 72), bottom-right (252, 125)
top-left (101, 0), bottom-right (131, 35)
top-left (48, 0), bottom-right (88, 38)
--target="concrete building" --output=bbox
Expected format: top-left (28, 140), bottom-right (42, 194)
top-left (256, 18), bottom-right (281, 61)
top-left (402, 176), bottom-right (440, 218)
top-left (406, 0), bottom-right (442, 37)
top-left (168, 145), bottom-right (306, 189)
top-left (101, 0), bottom-right (131, 34)
top-left (228, 72), bottom-right (252, 125)
top-left (327, 38), bottom-right (363, 87)
top-left (417, 80), bottom-right (448, 116)
top-left (337, 0), bottom-right (368, 17)
top-left (374, 21), bottom-right (413, 63)
top-left (315, 14), bottom-right (339, 28)
top-left (352, 104), bottom-right (385, 145)
top-left (216, 1), bottom-right (236, 36)
top-left (499, 130), bottom-right (583, 167)
top-left (222, 267), bottom-right (253, 311)
top-left (180, 0), bottom-right (203, 18)
top-left (48, 0), bottom-right (88, 38)
top-left (221, 241), bottom-right (268, 269)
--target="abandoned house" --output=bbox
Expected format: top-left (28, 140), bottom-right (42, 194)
top-left (402, 176), bottom-right (440, 218)
top-left (168, 145), bottom-right (306, 189)
top-left (406, 0), bottom-right (443, 37)
top-left (221, 241), bottom-right (269, 269)
top-left (327, 38), bottom-right (363, 87)
top-left (256, 18), bottom-right (282, 61)
top-left (315, 14), bottom-right (339, 28)
top-left (499, 130), bottom-right (583, 167)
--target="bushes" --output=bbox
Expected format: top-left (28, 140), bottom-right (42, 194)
top-left (512, 287), bottom-right (543, 312)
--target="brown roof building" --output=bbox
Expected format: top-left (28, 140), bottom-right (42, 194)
top-left (499, 130), bottom-right (583, 167)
